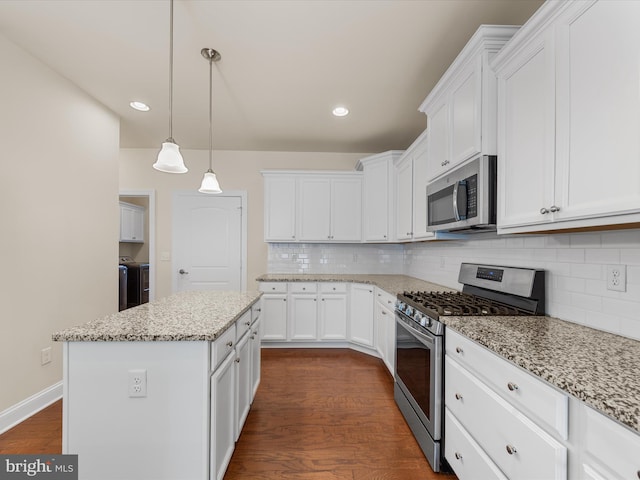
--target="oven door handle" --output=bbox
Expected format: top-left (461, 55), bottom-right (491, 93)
top-left (396, 315), bottom-right (436, 347)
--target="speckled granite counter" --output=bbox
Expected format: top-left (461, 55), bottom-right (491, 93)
top-left (443, 315), bottom-right (640, 433)
top-left (52, 290), bottom-right (262, 342)
top-left (256, 273), bottom-right (456, 296)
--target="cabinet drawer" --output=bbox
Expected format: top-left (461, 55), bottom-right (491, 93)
top-left (582, 405), bottom-right (640, 480)
top-left (289, 282), bottom-right (317, 293)
top-left (375, 288), bottom-right (396, 310)
top-left (445, 408), bottom-right (508, 480)
top-left (259, 282), bottom-right (287, 293)
top-left (446, 329), bottom-right (568, 439)
top-left (212, 324), bottom-right (236, 371)
top-left (445, 357), bottom-right (567, 480)
top-left (236, 310), bottom-right (252, 342)
top-left (319, 282), bottom-right (347, 293)
top-left (251, 302), bottom-right (261, 322)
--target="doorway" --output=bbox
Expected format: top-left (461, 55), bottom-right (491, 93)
top-left (119, 189), bottom-right (156, 302)
top-left (172, 191), bottom-right (247, 293)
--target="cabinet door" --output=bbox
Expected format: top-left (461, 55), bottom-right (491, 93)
top-left (264, 176), bottom-right (297, 241)
top-left (395, 157), bottom-right (413, 240)
top-left (362, 159), bottom-right (390, 241)
top-left (298, 176), bottom-right (331, 241)
top-left (411, 139), bottom-right (434, 241)
top-left (383, 304), bottom-right (395, 376)
top-left (211, 352), bottom-right (236, 480)
top-left (289, 294), bottom-right (318, 340)
top-left (318, 294), bottom-right (348, 340)
top-left (426, 100), bottom-right (449, 181)
top-left (331, 177), bottom-right (362, 242)
top-left (450, 60), bottom-right (482, 166)
top-left (261, 294), bottom-right (287, 341)
top-left (119, 203), bottom-right (144, 243)
top-left (249, 317), bottom-right (261, 402)
top-left (554, 0), bottom-right (640, 223)
top-left (374, 301), bottom-right (387, 360)
top-left (235, 331), bottom-right (251, 440)
top-left (349, 284), bottom-right (374, 347)
top-left (497, 31), bottom-right (556, 230)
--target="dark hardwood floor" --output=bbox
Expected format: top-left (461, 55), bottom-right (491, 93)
top-left (0, 348), bottom-right (456, 480)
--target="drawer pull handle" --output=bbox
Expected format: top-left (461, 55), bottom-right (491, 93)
top-left (226, 341), bottom-right (233, 348)
top-left (454, 393), bottom-right (463, 401)
top-left (507, 382), bottom-right (519, 391)
top-left (455, 347), bottom-right (463, 354)
top-left (454, 452), bottom-right (462, 460)
top-left (506, 445), bottom-right (517, 455)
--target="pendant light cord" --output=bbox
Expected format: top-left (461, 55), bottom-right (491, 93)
top-left (168, 0), bottom-right (174, 142)
top-left (208, 54), bottom-right (213, 172)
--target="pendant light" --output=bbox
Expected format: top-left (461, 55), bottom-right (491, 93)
top-left (198, 47), bottom-right (222, 194)
top-left (153, 0), bottom-right (187, 173)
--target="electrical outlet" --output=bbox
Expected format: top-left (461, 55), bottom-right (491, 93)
top-left (128, 369), bottom-right (147, 397)
top-left (41, 347), bottom-right (52, 366)
top-left (606, 265), bottom-right (626, 292)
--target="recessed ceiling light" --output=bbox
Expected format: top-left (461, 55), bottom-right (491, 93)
top-left (332, 106), bottom-right (349, 117)
top-left (129, 101), bottom-right (150, 112)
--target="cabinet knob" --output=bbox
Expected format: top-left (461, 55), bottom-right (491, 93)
top-left (550, 205), bottom-right (560, 213)
top-left (454, 452), bottom-right (462, 461)
top-left (251, 335), bottom-right (255, 340)
top-left (455, 346), bottom-right (463, 354)
top-left (507, 382), bottom-right (519, 391)
top-left (382, 311), bottom-right (387, 315)
top-left (540, 207), bottom-right (550, 214)
top-left (179, 269), bottom-right (189, 275)
top-left (455, 393), bottom-right (463, 401)
top-left (506, 445), bottom-right (517, 455)
top-left (292, 235), bottom-right (295, 239)
top-left (246, 321), bottom-right (251, 326)
top-left (235, 358), bottom-right (240, 363)
top-left (226, 341), bottom-right (233, 348)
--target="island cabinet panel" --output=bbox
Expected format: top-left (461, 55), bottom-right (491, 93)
top-left (249, 316), bottom-right (262, 401)
top-left (235, 327), bottom-right (252, 441)
top-left (64, 341), bottom-right (210, 480)
top-left (211, 349), bottom-right (236, 480)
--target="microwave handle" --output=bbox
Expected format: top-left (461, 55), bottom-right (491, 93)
top-left (452, 180), bottom-right (468, 221)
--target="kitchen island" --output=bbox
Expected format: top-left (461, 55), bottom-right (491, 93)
top-left (52, 290), bottom-right (262, 480)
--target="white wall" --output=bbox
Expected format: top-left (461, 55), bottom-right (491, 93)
top-left (119, 148), bottom-right (366, 298)
top-left (0, 33), bottom-right (120, 413)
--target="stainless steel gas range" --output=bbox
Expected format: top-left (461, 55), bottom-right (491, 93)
top-left (394, 263), bottom-right (545, 472)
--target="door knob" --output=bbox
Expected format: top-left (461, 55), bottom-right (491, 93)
top-left (179, 269), bottom-right (189, 275)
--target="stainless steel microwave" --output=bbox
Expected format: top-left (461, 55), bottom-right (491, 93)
top-left (426, 155), bottom-right (497, 233)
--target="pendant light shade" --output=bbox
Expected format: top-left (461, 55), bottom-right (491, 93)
top-left (199, 170), bottom-right (222, 194)
top-left (199, 47), bottom-right (222, 194)
top-left (153, 0), bottom-right (187, 173)
top-left (154, 141), bottom-right (187, 173)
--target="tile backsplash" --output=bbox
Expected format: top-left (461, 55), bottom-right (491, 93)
top-left (267, 228), bottom-right (640, 341)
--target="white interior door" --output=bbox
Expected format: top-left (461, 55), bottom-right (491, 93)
top-left (172, 192), bottom-right (245, 292)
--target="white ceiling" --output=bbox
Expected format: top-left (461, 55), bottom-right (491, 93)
top-left (0, 0), bottom-right (544, 153)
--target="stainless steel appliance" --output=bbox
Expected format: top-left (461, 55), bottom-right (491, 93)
top-left (394, 263), bottom-right (545, 472)
top-left (118, 265), bottom-right (127, 312)
top-left (426, 155), bottom-right (497, 233)
top-left (119, 256), bottom-right (150, 309)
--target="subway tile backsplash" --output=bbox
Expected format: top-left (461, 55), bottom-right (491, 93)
top-left (267, 229), bottom-right (640, 341)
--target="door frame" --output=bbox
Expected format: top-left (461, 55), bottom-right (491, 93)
top-left (171, 190), bottom-right (248, 293)
top-left (119, 189), bottom-right (156, 302)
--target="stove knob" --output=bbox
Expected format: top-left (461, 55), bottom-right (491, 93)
top-left (414, 312), bottom-right (423, 323)
top-left (405, 306), bottom-right (414, 317)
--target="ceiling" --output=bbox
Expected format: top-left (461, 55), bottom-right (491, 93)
top-left (0, 0), bottom-right (544, 154)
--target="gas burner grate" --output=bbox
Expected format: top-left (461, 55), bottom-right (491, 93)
top-left (402, 291), bottom-right (527, 317)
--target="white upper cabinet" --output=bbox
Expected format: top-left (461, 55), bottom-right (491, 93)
top-left (262, 171), bottom-right (362, 243)
top-left (357, 151), bottom-right (402, 242)
top-left (494, 0), bottom-right (640, 233)
top-left (394, 130), bottom-right (434, 242)
top-left (263, 174), bottom-right (297, 242)
top-left (119, 202), bottom-right (145, 243)
top-left (420, 25), bottom-right (519, 182)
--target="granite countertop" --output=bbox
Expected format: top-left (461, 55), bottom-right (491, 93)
top-left (442, 315), bottom-right (640, 434)
top-left (52, 290), bottom-right (262, 342)
top-left (256, 273), bottom-right (456, 296)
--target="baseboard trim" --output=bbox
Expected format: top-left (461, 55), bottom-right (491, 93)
top-left (0, 382), bottom-right (63, 435)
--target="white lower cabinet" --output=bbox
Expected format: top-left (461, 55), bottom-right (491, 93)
top-left (289, 292), bottom-right (318, 340)
top-left (374, 288), bottom-right (396, 376)
top-left (211, 347), bottom-right (236, 480)
top-left (259, 282), bottom-right (288, 341)
top-left (445, 409), bottom-right (508, 480)
top-left (250, 316), bottom-right (262, 401)
top-left (349, 284), bottom-right (375, 348)
top-left (580, 404), bottom-right (640, 480)
top-left (235, 329), bottom-right (252, 440)
top-left (318, 287), bottom-right (348, 340)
